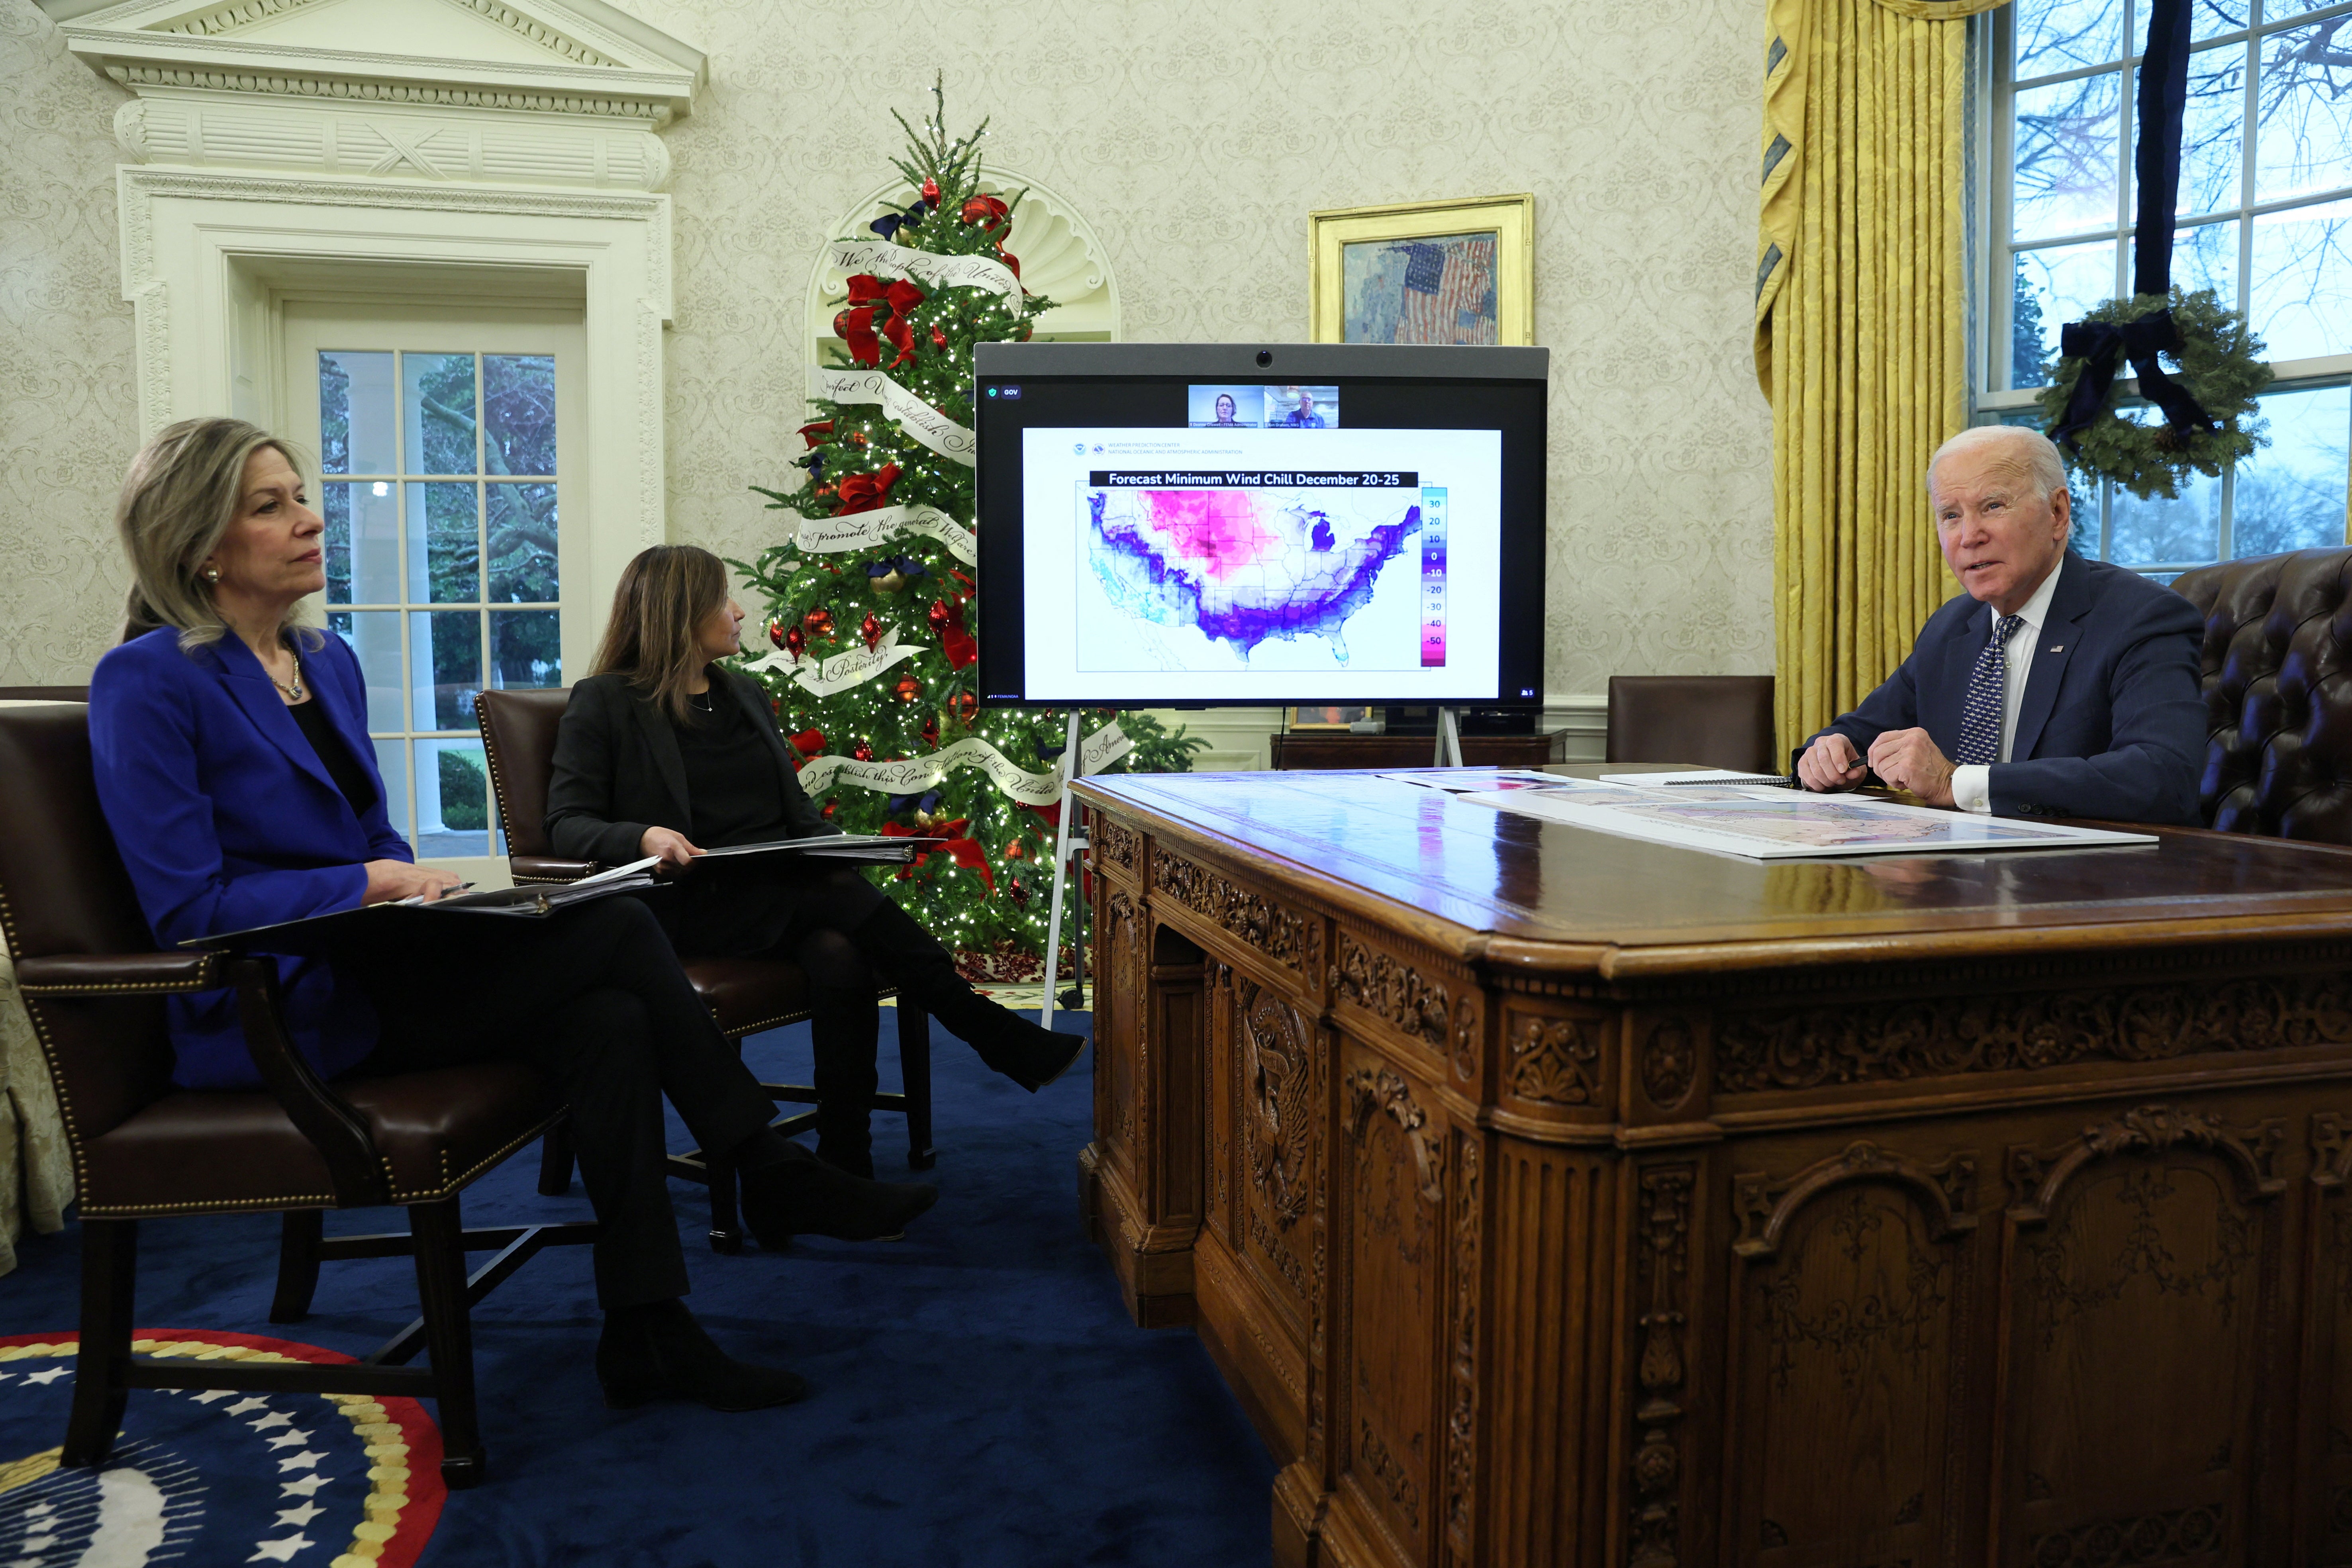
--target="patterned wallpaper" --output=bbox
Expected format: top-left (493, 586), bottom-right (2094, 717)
top-left (0, 7), bottom-right (143, 686)
top-left (0, 0), bottom-right (1774, 694)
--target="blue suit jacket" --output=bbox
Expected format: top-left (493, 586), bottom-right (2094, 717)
top-left (88, 627), bottom-right (413, 1088)
top-left (1801, 553), bottom-right (2207, 824)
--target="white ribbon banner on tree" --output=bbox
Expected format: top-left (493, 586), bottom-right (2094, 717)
top-left (796, 721), bottom-right (1134, 807)
top-left (742, 626), bottom-right (925, 697)
top-left (809, 367), bottom-right (976, 466)
top-left (794, 503), bottom-right (978, 566)
top-left (829, 241), bottom-right (1022, 311)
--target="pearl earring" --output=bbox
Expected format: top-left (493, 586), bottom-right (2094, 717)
top-left (202, 566), bottom-right (221, 583)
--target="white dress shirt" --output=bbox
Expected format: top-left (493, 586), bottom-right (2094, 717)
top-left (1950, 554), bottom-right (2067, 814)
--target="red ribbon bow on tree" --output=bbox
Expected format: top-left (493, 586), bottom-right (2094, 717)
top-left (926, 597), bottom-right (978, 670)
top-left (880, 819), bottom-right (995, 894)
top-left (835, 464), bottom-right (902, 515)
top-left (797, 420), bottom-right (833, 448)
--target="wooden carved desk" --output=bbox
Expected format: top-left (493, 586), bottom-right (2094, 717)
top-left (1070, 768), bottom-right (2352, 1568)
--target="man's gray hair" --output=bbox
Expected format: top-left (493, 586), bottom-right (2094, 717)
top-left (1926, 424), bottom-right (2070, 499)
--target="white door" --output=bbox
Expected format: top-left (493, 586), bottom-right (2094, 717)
top-left (282, 302), bottom-right (587, 889)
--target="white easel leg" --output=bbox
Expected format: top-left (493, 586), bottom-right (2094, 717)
top-left (1040, 708), bottom-right (1082, 1031)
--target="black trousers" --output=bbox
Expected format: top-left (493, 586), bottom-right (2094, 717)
top-left (339, 895), bottom-right (779, 1309)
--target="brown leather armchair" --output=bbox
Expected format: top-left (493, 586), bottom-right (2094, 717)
top-left (2173, 547), bottom-right (2352, 841)
top-left (476, 688), bottom-right (935, 1252)
top-left (0, 702), bottom-right (594, 1490)
top-left (1605, 675), bottom-right (1778, 774)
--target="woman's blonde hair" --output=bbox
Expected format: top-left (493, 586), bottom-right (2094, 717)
top-left (116, 416), bottom-right (312, 649)
top-left (590, 544), bottom-right (731, 722)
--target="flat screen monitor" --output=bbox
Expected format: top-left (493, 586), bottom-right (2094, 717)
top-left (972, 342), bottom-right (1548, 708)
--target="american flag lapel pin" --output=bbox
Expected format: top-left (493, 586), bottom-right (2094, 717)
top-left (2049, 643), bottom-right (2064, 653)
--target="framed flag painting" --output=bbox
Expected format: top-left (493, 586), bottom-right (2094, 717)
top-left (1309, 194), bottom-right (1533, 347)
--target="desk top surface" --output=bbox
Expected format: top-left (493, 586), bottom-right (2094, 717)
top-left (1075, 766), bottom-right (2352, 972)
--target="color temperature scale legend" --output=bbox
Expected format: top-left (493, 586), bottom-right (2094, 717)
top-left (1419, 486), bottom-right (1448, 667)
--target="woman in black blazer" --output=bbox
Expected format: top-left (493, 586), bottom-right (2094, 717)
top-left (545, 545), bottom-right (1084, 1178)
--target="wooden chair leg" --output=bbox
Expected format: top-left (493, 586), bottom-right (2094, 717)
top-left (63, 1217), bottom-right (138, 1467)
top-left (706, 1152), bottom-right (745, 1253)
top-left (408, 1198), bottom-right (485, 1490)
top-left (270, 1210), bottom-right (324, 1324)
top-left (537, 1120), bottom-right (574, 1196)
top-left (900, 1002), bottom-right (936, 1170)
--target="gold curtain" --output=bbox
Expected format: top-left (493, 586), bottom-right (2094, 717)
top-left (1755, 0), bottom-right (2006, 755)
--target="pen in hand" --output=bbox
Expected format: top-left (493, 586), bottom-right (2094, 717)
top-left (395, 881), bottom-right (476, 907)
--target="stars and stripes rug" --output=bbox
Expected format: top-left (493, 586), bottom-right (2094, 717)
top-left (0, 1330), bottom-right (444, 1567)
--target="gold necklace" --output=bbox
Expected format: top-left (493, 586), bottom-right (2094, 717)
top-left (270, 653), bottom-right (306, 704)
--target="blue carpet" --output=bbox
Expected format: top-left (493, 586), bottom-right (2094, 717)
top-left (0, 1010), bottom-right (1276, 1566)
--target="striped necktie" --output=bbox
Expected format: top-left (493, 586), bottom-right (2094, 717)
top-left (1953, 613), bottom-right (2026, 767)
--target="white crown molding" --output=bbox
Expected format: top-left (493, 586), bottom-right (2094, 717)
top-left (56, 0), bottom-right (704, 123)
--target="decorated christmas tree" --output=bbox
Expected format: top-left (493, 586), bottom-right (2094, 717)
top-left (735, 80), bottom-right (1201, 979)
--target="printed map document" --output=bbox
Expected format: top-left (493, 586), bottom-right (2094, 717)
top-left (1462, 776), bottom-right (2156, 860)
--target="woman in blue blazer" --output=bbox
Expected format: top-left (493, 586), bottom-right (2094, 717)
top-left (88, 417), bottom-right (934, 1412)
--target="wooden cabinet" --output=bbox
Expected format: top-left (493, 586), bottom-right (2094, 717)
top-left (1268, 732), bottom-right (1567, 771)
top-left (1075, 767), bottom-right (2352, 1568)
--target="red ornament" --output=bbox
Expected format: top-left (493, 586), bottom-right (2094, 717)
top-left (1007, 878), bottom-right (1029, 907)
top-left (926, 599), bottom-right (953, 633)
top-left (860, 612), bottom-right (884, 651)
top-left (930, 325), bottom-right (948, 352)
top-left (959, 194), bottom-right (1008, 227)
top-left (852, 741), bottom-right (874, 762)
top-left (894, 674), bottom-right (922, 702)
top-left (921, 176), bottom-right (940, 202)
top-left (921, 716), bottom-right (939, 747)
top-left (790, 728), bottom-right (826, 756)
top-left (803, 607), bottom-right (834, 637)
top-left (954, 692), bottom-right (978, 723)
top-left (849, 431), bottom-right (868, 447)
top-left (1006, 838), bottom-right (1026, 860)
top-left (783, 625), bottom-right (806, 662)
top-left (767, 618), bottom-right (787, 649)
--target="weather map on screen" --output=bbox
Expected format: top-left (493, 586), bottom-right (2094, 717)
top-left (1018, 425), bottom-right (1500, 700)
top-left (1080, 470), bottom-right (1431, 672)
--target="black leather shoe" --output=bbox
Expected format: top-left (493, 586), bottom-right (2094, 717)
top-left (597, 1300), bottom-right (808, 1412)
top-left (982, 1019), bottom-right (1088, 1093)
top-left (739, 1143), bottom-right (936, 1248)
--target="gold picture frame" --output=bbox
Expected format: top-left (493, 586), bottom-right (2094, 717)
top-left (1309, 193), bottom-right (1534, 347)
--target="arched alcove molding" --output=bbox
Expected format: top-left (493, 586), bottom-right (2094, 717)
top-left (804, 169), bottom-right (1118, 365)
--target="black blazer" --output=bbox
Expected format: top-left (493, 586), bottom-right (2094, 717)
top-left (544, 668), bottom-right (833, 865)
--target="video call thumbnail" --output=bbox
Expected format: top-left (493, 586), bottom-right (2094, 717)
top-left (1186, 384), bottom-right (1341, 429)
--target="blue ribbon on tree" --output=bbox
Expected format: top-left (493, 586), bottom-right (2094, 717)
top-left (2048, 0), bottom-right (2220, 450)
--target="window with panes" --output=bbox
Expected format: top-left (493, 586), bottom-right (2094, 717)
top-left (1984, 0), bottom-right (2352, 575)
top-left (317, 351), bottom-right (562, 857)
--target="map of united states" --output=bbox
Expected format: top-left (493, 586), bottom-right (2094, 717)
top-left (1084, 487), bottom-right (1422, 665)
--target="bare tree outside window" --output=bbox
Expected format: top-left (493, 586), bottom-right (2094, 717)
top-left (1990, 0), bottom-right (2352, 571)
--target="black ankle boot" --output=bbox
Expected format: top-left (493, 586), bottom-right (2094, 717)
top-left (596, 1299), bottom-right (808, 1411)
top-left (846, 901), bottom-right (1088, 1091)
top-left (737, 1140), bottom-right (935, 1248)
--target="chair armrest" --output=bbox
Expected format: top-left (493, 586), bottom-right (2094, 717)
top-left (16, 951), bottom-right (221, 995)
top-left (510, 856), bottom-right (597, 884)
top-left (225, 955), bottom-right (389, 1207)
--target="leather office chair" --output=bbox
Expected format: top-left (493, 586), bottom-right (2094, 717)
top-left (2173, 547), bottom-right (2352, 841)
top-left (1605, 675), bottom-right (1778, 774)
top-left (0, 703), bottom-right (594, 1490)
top-left (476, 688), bottom-right (935, 1253)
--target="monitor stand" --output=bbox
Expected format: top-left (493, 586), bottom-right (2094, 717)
top-left (1040, 710), bottom-right (1088, 1030)
top-left (1433, 706), bottom-right (1464, 768)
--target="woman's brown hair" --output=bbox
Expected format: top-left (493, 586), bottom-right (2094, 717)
top-left (590, 544), bottom-right (731, 721)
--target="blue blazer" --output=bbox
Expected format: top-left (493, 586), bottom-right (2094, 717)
top-left (88, 627), bottom-right (412, 1088)
top-left (1801, 553), bottom-right (2207, 824)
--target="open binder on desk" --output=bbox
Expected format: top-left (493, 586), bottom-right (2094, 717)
top-left (180, 872), bottom-right (666, 956)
